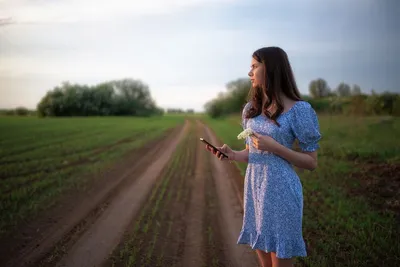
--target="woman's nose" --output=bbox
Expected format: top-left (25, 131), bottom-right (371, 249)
top-left (248, 71), bottom-right (253, 77)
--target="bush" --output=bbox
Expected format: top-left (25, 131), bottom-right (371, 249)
top-left (392, 95), bottom-right (400, 116)
top-left (37, 79), bottom-right (163, 117)
top-left (15, 107), bottom-right (30, 116)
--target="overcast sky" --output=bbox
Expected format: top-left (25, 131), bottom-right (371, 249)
top-left (0, 0), bottom-right (399, 111)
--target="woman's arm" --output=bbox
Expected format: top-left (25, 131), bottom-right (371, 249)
top-left (251, 132), bottom-right (318, 171)
top-left (273, 143), bottom-right (317, 171)
top-left (232, 145), bottom-right (250, 163)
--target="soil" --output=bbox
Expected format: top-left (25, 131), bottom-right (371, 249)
top-left (348, 161), bottom-right (400, 220)
top-left (0, 119), bottom-right (260, 267)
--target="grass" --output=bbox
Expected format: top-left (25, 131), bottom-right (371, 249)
top-left (203, 113), bottom-right (400, 267)
top-left (0, 115), bottom-right (185, 238)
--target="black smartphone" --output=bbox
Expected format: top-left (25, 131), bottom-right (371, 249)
top-left (199, 138), bottom-right (228, 158)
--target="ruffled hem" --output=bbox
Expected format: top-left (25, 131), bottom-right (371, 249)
top-left (237, 230), bottom-right (307, 259)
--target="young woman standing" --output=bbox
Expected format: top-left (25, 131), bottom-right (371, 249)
top-left (206, 46), bottom-right (321, 267)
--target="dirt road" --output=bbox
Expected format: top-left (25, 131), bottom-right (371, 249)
top-left (0, 119), bottom-right (259, 267)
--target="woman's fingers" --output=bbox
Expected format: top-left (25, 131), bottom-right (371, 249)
top-left (205, 144), bottom-right (228, 160)
top-left (252, 142), bottom-right (258, 149)
top-left (206, 145), bottom-right (216, 154)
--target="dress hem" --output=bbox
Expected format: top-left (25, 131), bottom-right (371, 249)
top-left (237, 230), bottom-right (307, 259)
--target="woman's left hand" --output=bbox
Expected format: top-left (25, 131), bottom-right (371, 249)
top-left (251, 132), bottom-right (280, 153)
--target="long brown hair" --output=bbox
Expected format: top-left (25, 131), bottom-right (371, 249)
top-left (246, 46), bottom-right (302, 126)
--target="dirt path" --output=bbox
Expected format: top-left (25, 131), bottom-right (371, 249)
top-left (2, 119), bottom-right (259, 267)
top-left (181, 121), bottom-right (207, 267)
top-left (55, 121), bottom-right (190, 267)
top-left (202, 122), bottom-right (259, 267)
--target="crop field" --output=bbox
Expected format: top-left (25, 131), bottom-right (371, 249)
top-left (204, 114), bottom-right (400, 267)
top-left (0, 114), bottom-right (398, 267)
top-left (0, 116), bottom-right (184, 237)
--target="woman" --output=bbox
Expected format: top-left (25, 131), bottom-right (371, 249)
top-left (205, 46), bottom-right (321, 267)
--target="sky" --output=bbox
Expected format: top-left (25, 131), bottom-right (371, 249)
top-left (0, 0), bottom-right (399, 112)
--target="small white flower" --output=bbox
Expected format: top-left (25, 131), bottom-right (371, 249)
top-left (237, 128), bottom-right (253, 140)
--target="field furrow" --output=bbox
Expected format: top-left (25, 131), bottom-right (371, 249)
top-left (0, 127), bottom-right (162, 180)
top-left (108, 122), bottom-right (195, 267)
top-left (0, 116), bottom-right (184, 242)
top-left (0, 128), bottom-right (153, 165)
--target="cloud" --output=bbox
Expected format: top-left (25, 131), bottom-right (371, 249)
top-left (0, 0), bottom-right (238, 24)
top-left (0, 0), bottom-right (398, 111)
top-left (152, 84), bottom-right (225, 111)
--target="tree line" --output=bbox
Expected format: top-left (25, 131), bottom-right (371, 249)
top-left (35, 79), bottom-right (164, 117)
top-left (1, 79), bottom-right (202, 117)
top-left (204, 78), bottom-right (400, 118)
top-left (2, 77), bottom-right (398, 118)
top-left (0, 78), bottom-right (165, 118)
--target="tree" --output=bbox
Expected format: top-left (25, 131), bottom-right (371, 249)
top-left (335, 82), bottom-right (351, 97)
top-left (37, 78), bottom-right (162, 117)
top-left (379, 91), bottom-right (399, 115)
top-left (309, 78), bottom-right (331, 98)
top-left (225, 78), bottom-right (251, 113)
top-left (204, 99), bottom-right (224, 118)
top-left (351, 84), bottom-right (362, 95)
top-left (204, 77), bottom-right (251, 118)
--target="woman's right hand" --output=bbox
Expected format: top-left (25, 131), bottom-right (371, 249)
top-left (205, 144), bottom-right (235, 161)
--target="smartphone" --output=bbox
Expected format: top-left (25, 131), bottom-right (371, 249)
top-left (199, 138), bottom-right (228, 158)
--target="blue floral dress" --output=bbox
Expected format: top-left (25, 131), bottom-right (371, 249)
top-left (237, 100), bottom-right (321, 259)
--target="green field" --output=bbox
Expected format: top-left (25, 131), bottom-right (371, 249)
top-left (0, 115), bottom-right (185, 237)
top-left (204, 114), bottom-right (400, 266)
top-left (1, 113), bottom-right (399, 266)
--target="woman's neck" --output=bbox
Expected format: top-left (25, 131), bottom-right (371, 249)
top-left (263, 95), bottom-right (296, 115)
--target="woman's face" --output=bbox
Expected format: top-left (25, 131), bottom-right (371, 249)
top-left (248, 57), bottom-right (265, 88)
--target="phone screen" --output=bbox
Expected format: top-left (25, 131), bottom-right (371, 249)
top-left (199, 138), bottom-right (228, 158)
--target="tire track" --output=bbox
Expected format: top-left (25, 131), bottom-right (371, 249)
top-left (201, 122), bottom-right (259, 267)
top-left (201, 125), bottom-right (230, 267)
top-left (181, 120), bottom-right (206, 267)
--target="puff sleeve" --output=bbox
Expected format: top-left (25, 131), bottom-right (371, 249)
top-left (291, 101), bottom-right (321, 152)
top-left (242, 102), bottom-right (251, 146)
